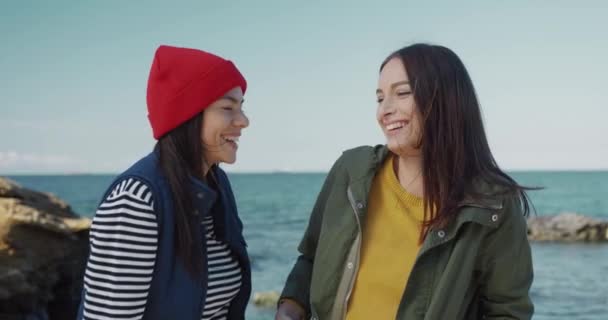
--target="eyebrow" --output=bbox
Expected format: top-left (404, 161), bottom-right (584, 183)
top-left (222, 96), bottom-right (245, 104)
top-left (376, 80), bottom-right (410, 94)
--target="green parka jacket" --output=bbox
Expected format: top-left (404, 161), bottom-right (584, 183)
top-left (280, 145), bottom-right (534, 320)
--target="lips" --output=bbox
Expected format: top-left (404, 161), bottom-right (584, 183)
top-left (221, 134), bottom-right (240, 148)
top-left (384, 120), bottom-right (409, 133)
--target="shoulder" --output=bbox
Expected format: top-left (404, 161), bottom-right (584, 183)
top-left (103, 176), bottom-right (155, 206)
top-left (341, 144), bottom-right (386, 160)
top-left (466, 177), bottom-right (529, 227)
top-left (497, 192), bottom-right (528, 230)
top-left (101, 152), bottom-right (164, 204)
top-left (93, 177), bottom-right (158, 237)
top-left (473, 190), bottom-right (528, 244)
top-left (334, 144), bottom-right (389, 181)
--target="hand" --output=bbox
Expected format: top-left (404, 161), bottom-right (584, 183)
top-left (275, 299), bottom-right (306, 320)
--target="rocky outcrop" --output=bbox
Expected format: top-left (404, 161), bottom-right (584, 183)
top-left (527, 212), bottom-right (608, 242)
top-left (252, 291), bottom-right (280, 308)
top-left (0, 177), bottom-right (91, 320)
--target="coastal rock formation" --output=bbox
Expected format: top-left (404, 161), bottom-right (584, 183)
top-left (0, 177), bottom-right (91, 320)
top-left (253, 291), bottom-right (280, 308)
top-left (527, 212), bottom-right (608, 242)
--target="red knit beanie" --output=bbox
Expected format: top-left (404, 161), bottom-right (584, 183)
top-left (146, 45), bottom-right (247, 139)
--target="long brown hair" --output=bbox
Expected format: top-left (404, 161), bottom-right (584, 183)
top-left (381, 43), bottom-right (533, 239)
top-left (157, 112), bottom-right (206, 275)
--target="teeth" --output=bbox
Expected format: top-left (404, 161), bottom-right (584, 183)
top-left (386, 122), bottom-right (405, 130)
top-left (223, 136), bottom-right (239, 143)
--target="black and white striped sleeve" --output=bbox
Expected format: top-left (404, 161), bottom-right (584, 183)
top-left (81, 178), bottom-right (158, 320)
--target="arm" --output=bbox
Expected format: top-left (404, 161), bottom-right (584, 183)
top-left (80, 178), bottom-right (158, 320)
top-left (479, 195), bottom-right (534, 319)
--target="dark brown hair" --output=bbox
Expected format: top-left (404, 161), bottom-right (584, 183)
top-left (381, 43), bottom-right (533, 240)
top-left (157, 112), bottom-right (206, 275)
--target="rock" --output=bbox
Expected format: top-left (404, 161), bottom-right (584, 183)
top-left (252, 291), bottom-right (280, 308)
top-left (527, 212), bottom-right (608, 242)
top-left (0, 177), bottom-right (91, 320)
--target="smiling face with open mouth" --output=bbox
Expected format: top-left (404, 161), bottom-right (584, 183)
top-left (376, 57), bottom-right (422, 156)
top-left (201, 86), bottom-right (249, 167)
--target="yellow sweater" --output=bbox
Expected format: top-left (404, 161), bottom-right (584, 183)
top-left (346, 155), bottom-right (425, 320)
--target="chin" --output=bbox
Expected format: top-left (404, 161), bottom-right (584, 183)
top-left (221, 157), bottom-right (237, 165)
top-left (386, 140), bottom-right (418, 155)
top-left (386, 140), bottom-right (401, 152)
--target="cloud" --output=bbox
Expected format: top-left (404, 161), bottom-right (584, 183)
top-left (0, 119), bottom-right (63, 130)
top-left (0, 151), bottom-right (81, 173)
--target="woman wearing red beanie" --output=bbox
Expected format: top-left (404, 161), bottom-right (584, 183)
top-left (77, 45), bottom-right (251, 320)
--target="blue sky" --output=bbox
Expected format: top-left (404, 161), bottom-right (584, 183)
top-left (1, 0), bottom-right (607, 174)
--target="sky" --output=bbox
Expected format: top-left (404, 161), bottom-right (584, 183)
top-left (1, 0), bottom-right (607, 174)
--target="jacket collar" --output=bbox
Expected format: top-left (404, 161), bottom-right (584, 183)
top-left (363, 144), bottom-right (503, 210)
top-left (151, 147), bottom-right (220, 214)
top-left (189, 173), bottom-right (218, 215)
top-left (344, 145), bottom-right (508, 258)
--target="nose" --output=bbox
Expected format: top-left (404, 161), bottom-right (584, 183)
top-left (379, 98), bottom-right (396, 119)
top-left (233, 110), bottom-right (249, 129)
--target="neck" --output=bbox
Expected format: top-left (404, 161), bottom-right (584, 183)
top-left (393, 152), bottom-right (424, 197)
top-left (202, 161), bottom-right (212, 181)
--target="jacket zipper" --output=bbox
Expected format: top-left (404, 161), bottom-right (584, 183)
top-left (340, 187), bottom-right (364, 320)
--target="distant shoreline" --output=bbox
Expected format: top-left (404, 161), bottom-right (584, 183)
top-left (3, 169), bottom-right (608, 177)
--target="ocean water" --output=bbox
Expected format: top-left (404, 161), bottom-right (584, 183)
top-left (7, 171), bottom-right (608, 320)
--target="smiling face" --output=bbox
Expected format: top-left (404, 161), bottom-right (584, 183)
top-left (376, 57), bottom-right (422, 156)
top-left (201, 86), bottom-right (249, 166)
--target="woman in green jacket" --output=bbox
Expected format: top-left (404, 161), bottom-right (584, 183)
top-left (275, 43), bottom-right (534, 320)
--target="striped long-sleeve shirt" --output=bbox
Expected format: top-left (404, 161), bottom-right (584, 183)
top-left (82, 178), bottom-right (242, 320)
